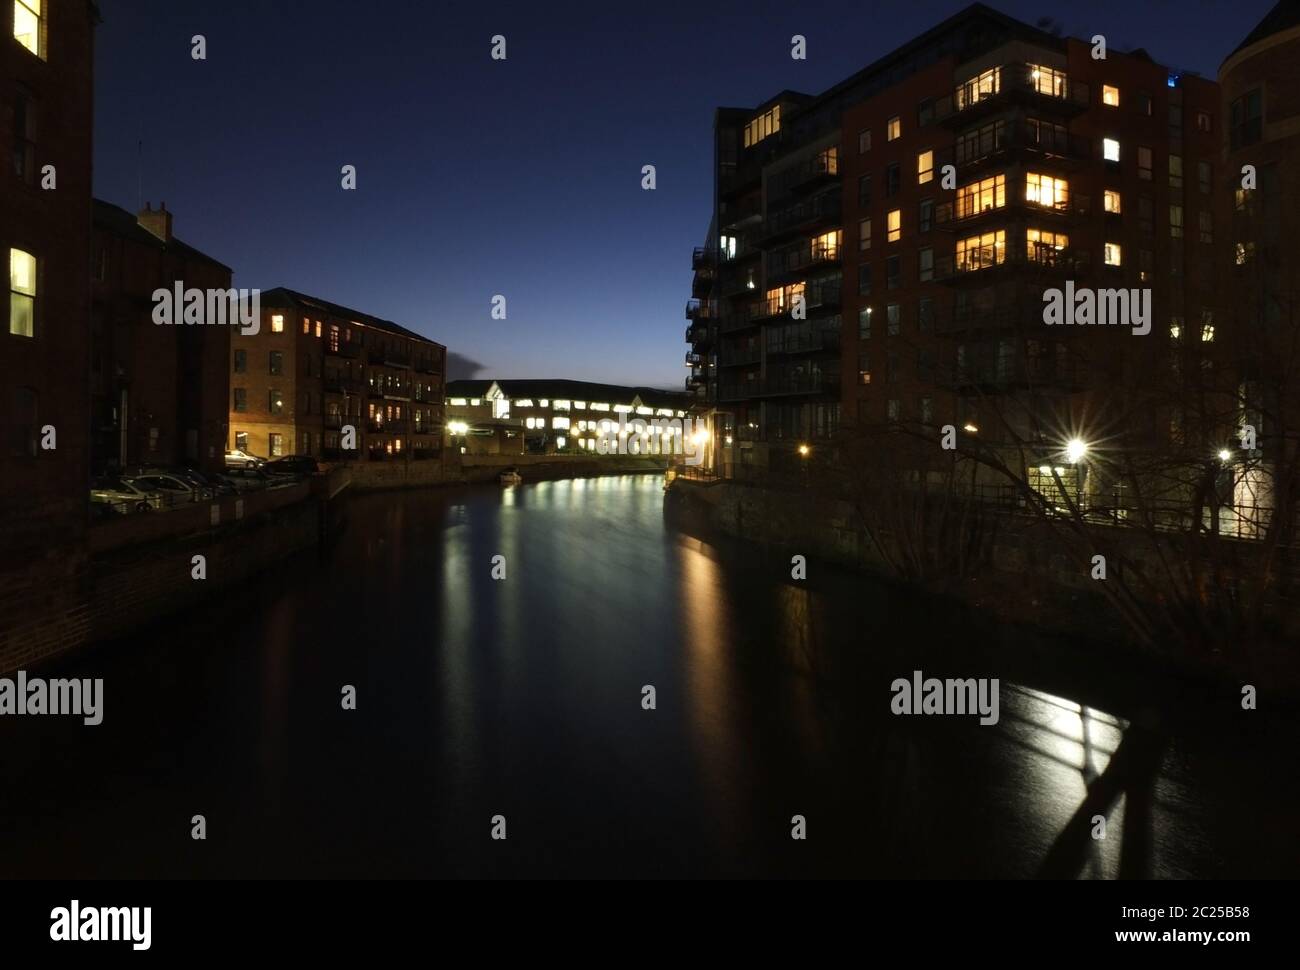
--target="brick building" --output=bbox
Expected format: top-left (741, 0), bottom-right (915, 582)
top-left (91, 199), bottom-right (233, 477)
top-left (1, 0), bottom-right (97, 559)
top-left (691, 2), bottom-right (1224, 492)
top-left (230, 288), bottom-right (447, 464)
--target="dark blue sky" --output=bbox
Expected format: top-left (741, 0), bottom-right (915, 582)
top-left (94, 0), bottom-right (1273, 387)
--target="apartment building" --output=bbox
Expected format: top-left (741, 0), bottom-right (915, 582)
top-left (1, 0), bottom-right (97, 559)
top-left (230, 288), bottom-right (446, 464)
top-left (446, 379), bottom-right (691, 456)
top-left (691, 2), bottom-right (1223, 489)
top-left (91, 200), bottom-right (233, 477)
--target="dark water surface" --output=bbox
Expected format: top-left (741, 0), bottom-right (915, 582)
top-left (3, 475), bottom-right (1297, 878)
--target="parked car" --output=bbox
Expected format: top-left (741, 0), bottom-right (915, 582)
top-left (90, 476), bottom-right (164, 514)
top-left (224, 448), bottom-right (264, 469)
top-left (139, 466), bottom-right (232, 497)
top-left (129, 471), bottom-right (211, 503)
top-left (263, 455), bottom-right (320, 478)
top-left (215, 466), bottom-right (274, 492)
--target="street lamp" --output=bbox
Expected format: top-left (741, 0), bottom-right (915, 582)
top-left (1065, 437), bottom-right (1088, 464)
top-left (1218, 448), bottom-right (1232, 462)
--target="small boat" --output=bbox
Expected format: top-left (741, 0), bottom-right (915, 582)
top-left (499, 467), bottom-right (523, 486)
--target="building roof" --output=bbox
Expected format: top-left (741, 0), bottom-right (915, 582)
top-left (1226, 0), bottom-right (1300, 61)
top-left (257, 287), bottom-right (444, 347)
top-left (93, 199), bottom-right (232, 273)
top-left (447, 378), bottom-right (690, 410)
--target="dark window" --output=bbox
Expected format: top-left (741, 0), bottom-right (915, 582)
top-left (1230, 89), bottom-right (1262, 149)
top-left (918, 296), bottom-right (934, 333)
top-left (13, 88), bottom-right (36, 184)
top-left (886, 255), bottom-right (900, 290)
top-left (886, 163), bottom-right (900, 197)
top-left (10, 386), bottom-right (37, 456)
top-left (858, 173), bottom-right (871, 207)
top-left (858, 264), bottom-right (871, 297)
top-left (269, 351), bottom-right (283, 375)
top-left (917, 98), bottom-right (934, 127)
top-left (233, 388), bottom-right (247, 412)
top-left (233, 349), bottom-right (246, 373)
top-left (919, 198), bottom-right (934, 233)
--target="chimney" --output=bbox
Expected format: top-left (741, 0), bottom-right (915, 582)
top-left (137, 201), bottom-right (173, 243)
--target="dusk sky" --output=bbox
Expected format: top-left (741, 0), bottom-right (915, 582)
top-left (93, 0), bottom-right (1274, 388)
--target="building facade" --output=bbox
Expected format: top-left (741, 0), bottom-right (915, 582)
top-left (446, 379), bottom-right (691, 457)
top-left (91, 200), bottom-right (233, 477)
top-left (1, 0), bottom-right (97, 558)
top-left (229, 288), bottom-right (446, 464)
top-left (690, 3), bottom-right (1224, 494)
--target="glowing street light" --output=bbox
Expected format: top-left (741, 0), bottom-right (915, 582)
top-left (1065, 438), bottom-right (1088, 464)
top-left (447, 421), bottom-right (469, 435)
top-left (798, 443), bottom-right (810, 458)
top-left (1218, 448), bottom-right (1232, 462)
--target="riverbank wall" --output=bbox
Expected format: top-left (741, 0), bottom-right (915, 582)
top-left (344, 454), bottom-right (666, 491)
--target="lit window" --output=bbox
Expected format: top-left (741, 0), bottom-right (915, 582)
top-left (1104, 189), bottom-right (1122, 214)
top-left (743, 105), bottom-right (781, 148)
top-left (1102, 85), bottom-right (1120, 107)
top-left (858, 217), bottom-right (872, 252)
top-left (13, 0), bottom-right (42, 58)
top-left (1028, 64), bottom-right (1067, 98)
top-left (515, 399), bottom-right (533, 407)
top-left (315, 320), bottom-right (322, 338)
top-left (1103, 138), bottom-right (1120, 162)
top-left (1025, 172), bottom-right (1069, 211)
top-left (552, 416), bottom-right (570, 430)
top-left (955, 230), bottom-right (1005, 272)
top-left (9, 248), bottom-right (36, 338)
top-left (955, 174), bottom-right (1005, 218)
top-left (1104, 243), bottom-right (1122, 266)
top-left (917, 149), bottom-right (933, 184)
top-left (887, 209), bottom-right (901, 243)
top-left (1026, 228), bottom-right (1068, 265)
top-left (813, 229), bottom-right (841, 260)
top-left (1201, 324), bottom-right (1215, 342)
top-left (271, 314), bottom-right (284, 333)
top-left (956, 67), bottom-right (1000, 109)
top-left (1170, 320), bottom-right (1182, 341)
top-left (302, 318), bottom-right (309, 334)
top-left (886, 116), bottom-right (901, 141)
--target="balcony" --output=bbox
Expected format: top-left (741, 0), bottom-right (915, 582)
top-left (692, 272), bottom-right (715, 299)
top-left (685, 321), bottom-right (713, 346)
top-left (692, 247), bottom-right (718, 272)
top-left (718, 344), bottom-right (761, 367)
top-left (936, 195), bottom-right (1077, 233)
top-left (369, 349), bottom-right (412, 368)
top-left (933, 64), bottom-right (1090, 128)
top-left (759, 192), bottom-right (841, 246)
top-left (767, 240), bottom-right (842, 283)
top-left (766, 328), bottom-right (841, 355)
top-left (685, 298), bottom-right (717, 322)
top-left (368, 418), bottom-right (410, 435)
top-left (947, 121), bottom-right (1092, 180)
top-left (934, 246), bottom-right (1078, 284)
top-left (719, 194), bottom-right (762, 230)
top-left (324, 413), bottom-right (364, 430)
top-left (414, 358), bottom-right (441, 375)
top-left (685, 351), bottom-right (703, 367)
top-left (777, 150), bottom-right (840, 195)
top-left (938, 304), bottom-right (1035, 336)
top-left (752, 372), bottom-right (839, 398)
top-left (323, 375), bottom-right (364, 394)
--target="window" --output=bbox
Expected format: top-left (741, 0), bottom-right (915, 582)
top-left (302, 318), bottom-right (310, 334)
top-left (919, 199), bottom-right (934, 233)
top-left (887, 209), bottom-right (901, 243)
top-left (858, 174), bottom-right (871, 207)
top-left (269, 389), bottom-right (284, 415)
top-left (269, 433), bottom-right (284, 458)
top-left (1170, 204), bottom-right (1184, 238)
top-left (920, 397), bottom-right (934, 424)
top-left (1138, 92), bottom-right (1153, 116)
top-left (1170, 318), bottom-right (1183, 341)
top-left (887, 303), bottom-right (901, 336)
top-left (1029, 64), bottom-right (1067, 97)
top-left (858, 352), bottom-right (871, 385)
top-left (1139, 249), bottom-right (1153, 282)
top-left (1102, 84), bottom-right (1120, 107)
top-left (13, 88), bottom-right (36, 182)
top-left (886, 116), bottom-right (900, 141)
top-left (858, 217), bottom-right (871, 252)
top-left (858, 129), bottom-right (871, 153)
top-left (1103, 138), bottom-right (1120, 162)
top-left (1025, 172), bottom-right (1068, 211)
top-left (1104, 189), bottom-right (1122, 214)
top-left (743, 104), bottom-right (781, 148)
top-left (1104, 243), bottom-right (1122, 267)
top-left (886, 352), bottom-right (899, 383)
top-left (918, 297), bottom-right (934, 333)
top-left (887, 399), bottom-right (901, 421)
top-left (9, 247), bottom-right (35, 337)
top-left (233, 350), bottom-right (246, 373)
top-left (1138, 146), bottom-right (1152, 181)
top-left (328, 325), bottom-right (340, 353)
top-left (858, 264), bottom-right (871, 297)
top-left (1229, 90), bottom-right (1261, 149)
top-left (957, 67), bottom-right (1000, 109)
top-left (858, 306), bottom-right (872, 339)
top-left (956, 120), bottom-right (1006, 163)
top-left (315, 320), bottom-right (322, 338)
top-left (1198, 160), bottom-right (1212, 195)
top-left (1234, 187), bottom-right (1256, 214)
top-left (955, 174), bottom-right (1005, 218)
top-left (1169, 154), bottom-right (1183, 190)
top-left (917, 149), bottom-right (933, 184)
top-left (1200, 314), bottom-right (1215, 343)
top-left (917, 98), bottom-right (934, 127)
top-left (1195, 111), bottom-right (1211, 133)
top-left (1138, 196), bottom-right (1154, 233)
top-left (1198, 211), bottom-right (1213, 244)
top-left (9, 386), bottom-right (36, 456)
top-left (235, 432), bottom-right (249, 452)
top-left (233, 388), bottom-right (247, 412)
top-left (886, 163), bottom-right (900, 197)
top-left (918, 247), bottom-right (934, 282)
top-left (13, 0), bottom-right (42, 58)
top-left (886, 255), bottom-right (900, 289)
top-left (811, 228), bottom-right (841, 261)
top-left (269, 351), bottom-right (283, 375)
top-left (1235, 241), bottom-right (1256, 265)
top-left (956, 230), bottom-right (1005, 272)
top-left (1026, 228), bottom-right (1068, 265)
